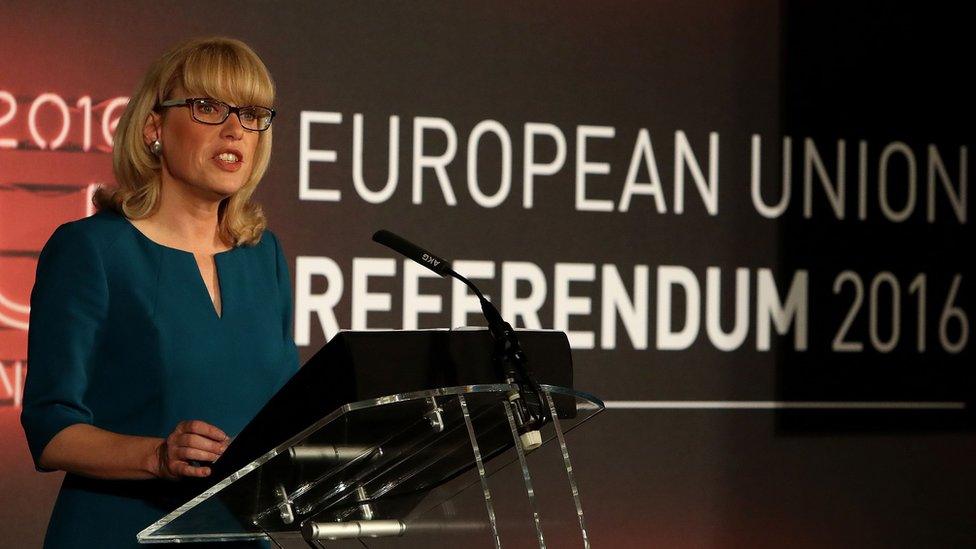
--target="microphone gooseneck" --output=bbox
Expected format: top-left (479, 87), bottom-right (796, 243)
top-left (371, 229), bottom-right (547, 449)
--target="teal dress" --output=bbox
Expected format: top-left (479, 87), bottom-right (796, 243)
top-left (20, 210), bottom-right (299, 548)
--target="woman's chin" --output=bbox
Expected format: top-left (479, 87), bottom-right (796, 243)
top-left (204, 176), bottom-right (249, 199)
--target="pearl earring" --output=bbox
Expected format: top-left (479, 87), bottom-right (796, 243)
top-left (150, 139), bottom-right (163, 156)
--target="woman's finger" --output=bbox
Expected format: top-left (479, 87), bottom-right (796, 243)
top-left (175, 433), bottom-right (228, 454)
top-left (177, 420), bottom-right (228, 442)
top-left (158, 421), bottom-right (228, 479)
top-left (171, 460), bottom-right (211, 478)
top-left (175, 446), bottom-right (221, 463)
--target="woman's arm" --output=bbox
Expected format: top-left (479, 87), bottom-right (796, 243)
top-left (39, 420), bottom-right (229, 480)
top-left (271, 230), bottom-right (300, 374)
top-left (24, 225), bottom-right (225, 480)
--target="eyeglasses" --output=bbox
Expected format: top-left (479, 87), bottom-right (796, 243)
top-left (157, 97), bottom-right (275, 132)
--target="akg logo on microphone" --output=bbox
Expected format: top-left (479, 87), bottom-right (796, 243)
top-left (422, 253), bottom-right (440, 267)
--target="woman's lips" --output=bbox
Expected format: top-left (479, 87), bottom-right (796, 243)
top-left (212, 156), bottom-right (243, 172)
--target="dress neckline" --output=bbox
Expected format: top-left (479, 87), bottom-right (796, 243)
top-left (121, 214), bottom-right (238, 258)
top-left (118, 213), bottom-right (233, 320)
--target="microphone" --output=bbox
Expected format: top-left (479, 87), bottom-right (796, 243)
top-left (372, 230), bottom-right (546, 450)
top-left (372, 230), bottom-right (452, 277)
top-left (372, 230), bottom-right (506, 327)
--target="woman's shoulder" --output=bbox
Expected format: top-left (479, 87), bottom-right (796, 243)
top-left (33, 212), bottom-right (131, 289)
top-left (38, 212), bottom-right (133, 270)
top-left (47, 212), bottom-right (126, 248)
top-left (238, 228), bottom-right (288, 282)
top-left (245, 226), bottom-right (284, 256)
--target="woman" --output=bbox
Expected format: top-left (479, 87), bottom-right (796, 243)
top-left (20, 37), bottom-right (299, 548)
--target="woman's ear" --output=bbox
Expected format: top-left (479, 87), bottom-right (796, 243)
top-left (143, 111), bottom-right (161, 146)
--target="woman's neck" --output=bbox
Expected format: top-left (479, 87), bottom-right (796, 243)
top-left (135, 178), bottom-right (231, 254)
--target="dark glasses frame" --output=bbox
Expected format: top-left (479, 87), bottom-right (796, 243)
top-left (156, 97), bottom-right (276, 132)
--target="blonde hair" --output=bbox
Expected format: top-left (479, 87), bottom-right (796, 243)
top-left (95, 37), bottom-right (275, 246)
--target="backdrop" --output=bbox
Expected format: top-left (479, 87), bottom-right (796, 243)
top-left (1, 2), bottom-right (973, 547)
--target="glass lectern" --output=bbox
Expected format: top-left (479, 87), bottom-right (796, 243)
top-left (138, 330), bottom-right (603, 548)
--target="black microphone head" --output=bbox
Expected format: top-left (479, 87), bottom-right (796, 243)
top-left (372, 230), bottom-right (453, 277)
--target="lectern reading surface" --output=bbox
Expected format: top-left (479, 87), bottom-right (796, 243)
top-left (138, 330), bottom-right (603, 547)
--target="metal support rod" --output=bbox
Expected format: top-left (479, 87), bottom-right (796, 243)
top-left (459, 394), bottom-right (502, 549)
top-left (543, 390), bottom-right (591, 548)
top-left (502, 400), bottom-right (547, 548)
top-left (301, 520), bottom-right (405, 541)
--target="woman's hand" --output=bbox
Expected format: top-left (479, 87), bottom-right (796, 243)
top-left (152, 420), bottom-right (230, 479)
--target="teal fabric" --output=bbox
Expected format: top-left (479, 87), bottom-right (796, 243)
top-left (21, 210), bottom-right (299, 548)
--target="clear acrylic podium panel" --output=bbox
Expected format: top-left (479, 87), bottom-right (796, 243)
top-left (138, 384), bottom-right (604, 546)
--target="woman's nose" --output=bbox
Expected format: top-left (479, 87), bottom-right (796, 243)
top-left (220, 115), bottom-right (245, 139)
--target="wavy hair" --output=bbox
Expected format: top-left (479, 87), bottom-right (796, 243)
top-left (94, 37), bottom-right (275, 246)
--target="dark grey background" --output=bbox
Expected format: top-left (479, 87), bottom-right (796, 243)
top-left (0, 1), bottom-right (973, 547)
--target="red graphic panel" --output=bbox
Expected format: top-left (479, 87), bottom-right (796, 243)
top-left (0, 91), bottom-right (126, 404)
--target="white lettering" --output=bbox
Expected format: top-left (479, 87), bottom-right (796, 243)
top-left (705, 267), bottom-right (750, 351)
top-left (412, 117), bottom-right (458, 205)
top-left (674, 130), bottom-right (719, 215)
top-left (554, 263), bottom-right (596, 348)
top-left (619, 129), bottom-right (666, 213)
top-left (351, 258), bottom-right (396, 329)
top-left (600, 264), bottom-right (649, 350)
top-left (352, 113), bottom-right (399, 203)
top-left (927, 144), bottom-right (967, 223)
top-left (656, 266), bottom-right (701, 350)
top-left (523, 123), bottom-right (567, 209)
top-left (452, 260), bottom-right (496, 327)
top-left (295, 256), bottom-right (343, 345)
top-left (575, 125), bottom-right (616, 212)
top-left (756, 268), bottom-right (809, 351)
top-left (750, 135), bottom-right (791, 219)
top-left (803, 138), bottom-right (845, 219)
top-left (402, 260), bottom-right (442, 329)
top-left (467, 120), bottom-right (512, 208)
top-left (878, 141), bottom-right (917, 222)
top-left (501, 261), bottom-right (547, 328)
top-left (299, 111), bottom-right (343, 201)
